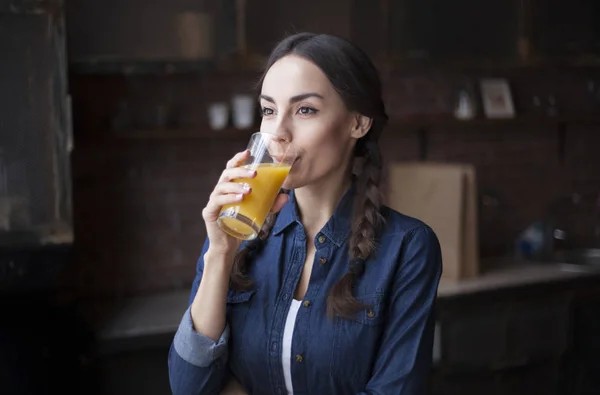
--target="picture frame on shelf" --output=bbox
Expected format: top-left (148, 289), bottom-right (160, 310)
top-left (479, 79), bottom-right (515, 119)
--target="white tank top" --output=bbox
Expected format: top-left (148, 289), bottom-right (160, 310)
top-left (282, 299), bottom-right (302, 395)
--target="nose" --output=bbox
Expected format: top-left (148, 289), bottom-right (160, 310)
top-left (262, 114), bottom-right (292, 143)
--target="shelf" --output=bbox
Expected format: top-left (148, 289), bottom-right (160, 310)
top-left (68, 54), bottom-right (267, 76)
top-left (74, 115), bottom-right (600, 148)
top-left (389, 115), bottom-right (600, 130)
top-left (68, 59), bottom-right (218, 75)
top-left (111, 127), bottom-right (255, 140)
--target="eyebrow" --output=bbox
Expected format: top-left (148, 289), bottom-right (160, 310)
top-left (259, 92), bottom-right (325, 104)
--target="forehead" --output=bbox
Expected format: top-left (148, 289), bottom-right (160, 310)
top-left (261, 55), bottom-right (335, 99)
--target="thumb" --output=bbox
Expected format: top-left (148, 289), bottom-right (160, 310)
top-left (270, 193), bottom-right (289, 213)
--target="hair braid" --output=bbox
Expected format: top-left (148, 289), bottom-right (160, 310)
top-left (327, 133), bottom-right (384, 319)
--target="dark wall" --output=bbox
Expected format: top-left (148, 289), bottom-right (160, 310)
top-left (66, 0), bottom-right (600, 298)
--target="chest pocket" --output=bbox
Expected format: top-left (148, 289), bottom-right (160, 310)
top-left (330, 293), bottom-right (385, 385)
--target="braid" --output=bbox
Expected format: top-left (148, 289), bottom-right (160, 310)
top-left (230, 212), bottom-right (279, 291)
top-left (327, 134), bottom-right (384, 319)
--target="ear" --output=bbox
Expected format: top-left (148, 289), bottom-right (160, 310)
top-left (350, 114), bottom-right (373, 139)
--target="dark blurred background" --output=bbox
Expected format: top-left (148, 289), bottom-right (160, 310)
top-left (1, 0), bottom-right (600, 394)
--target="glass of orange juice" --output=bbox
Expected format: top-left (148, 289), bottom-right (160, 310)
top-left (217, 132), bottom-right (296, 240)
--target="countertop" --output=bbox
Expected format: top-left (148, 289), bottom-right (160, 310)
top-left (82, 260), bottom-right (600, 345)
top-left (437, 259), bottom-right (599, 298)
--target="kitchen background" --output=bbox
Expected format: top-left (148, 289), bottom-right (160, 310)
top-left (1, 0), bottom-right (600, 394)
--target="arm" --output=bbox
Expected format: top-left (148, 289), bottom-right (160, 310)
top-left (168, 239), bottom-right (235, 395)
top-left (359, 226), bottom-right (443, 395)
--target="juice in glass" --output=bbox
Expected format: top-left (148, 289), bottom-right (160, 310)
top-left (217, 133), bottom-right (295, 240)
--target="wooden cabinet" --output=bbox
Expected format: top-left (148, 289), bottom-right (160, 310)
top-left (531, 0), bottom-right (600, 58)
top-left (509, 297), bottom-right (570, 361)
top-left (387, 0), bottom-right (599, 65)
top-left (429, 362), bottom-right (559, 395)
top-left (246, 0), bottom-right (352, 55)
top-left (390, 0), bottom-right (519, 62)
top-left (438, 295), bottom-right (569, 371)
top-left (431, 292), bottom-right (572, 395)
top-left (563, 287), bottom-right (600, 394)
top-left (441, 303), bottom-right (509, 368)
top-left (246, 0), bottom-right (388, 61)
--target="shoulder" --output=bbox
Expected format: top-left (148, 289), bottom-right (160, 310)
top-left (376, 205), bottom-right (442, 270)
top-left (379, 205), bottom-right (437, 240)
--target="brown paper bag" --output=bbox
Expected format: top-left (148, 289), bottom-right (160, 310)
top-left (386, 162), bottom-right (479, 281)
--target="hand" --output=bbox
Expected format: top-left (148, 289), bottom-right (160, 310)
top-left (202, 150), bottom-right (289, 260)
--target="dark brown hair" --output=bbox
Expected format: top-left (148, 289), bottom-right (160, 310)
top-left (230, 33), bottom-right (388, 319)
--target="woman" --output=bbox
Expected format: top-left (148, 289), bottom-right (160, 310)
top-left (168, 32), bottom-right (442, 395)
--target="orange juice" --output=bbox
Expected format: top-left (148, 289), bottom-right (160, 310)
top-left (218, 163), bottom-right (291, 240)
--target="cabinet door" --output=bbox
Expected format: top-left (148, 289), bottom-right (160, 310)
top-left (532, 0), bottom-right (600, 57)
top-left (390, 0), bottom-right (519, 61)
top-left (440, 303), bottom-right (509, 369)
top-left (429, 371), bottom-right (498, 395)
top-left (508, 297), bottom-right (570, 361)
top-left (246, 0), bottom-right (353, 55)
top-left (496, 362), bottom-right (560, 395)
top-left (0, 0), bottom-right (72, 246)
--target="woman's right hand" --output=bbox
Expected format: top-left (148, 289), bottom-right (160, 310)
top-left (202, 150), bottom-right (290, 262)
top-left (202, 150), bottom-right (255, 258)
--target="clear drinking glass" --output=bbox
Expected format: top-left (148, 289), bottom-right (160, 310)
top-left (217, 132), bottom-right (296, 240)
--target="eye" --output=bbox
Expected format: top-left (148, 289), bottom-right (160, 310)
top-left (261, 107), bottom-right (274, 116)
top-left (297, 106), bottom-right (318, 115)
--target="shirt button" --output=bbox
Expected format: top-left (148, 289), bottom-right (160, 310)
top-left (295, 354), bottom-right (304, 363)
top-left (302, 300), bottom-right (311, 308)
top-left (283, 293), bottom-right (289, 300)
top-left (317, 235), bottom-right (326, 244)
top-left (319, 257), bottom-right (327, 264)
top-left (367, 309), bottom-right (376, 318)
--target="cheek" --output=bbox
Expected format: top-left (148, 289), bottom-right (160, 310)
top-left (294, 116), bottom-right (350, 153)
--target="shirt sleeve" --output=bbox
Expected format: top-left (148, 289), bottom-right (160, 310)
top-left (358, 225), bottom-right (443, 395)
top-left (168, 238), bottom-right (231, 395)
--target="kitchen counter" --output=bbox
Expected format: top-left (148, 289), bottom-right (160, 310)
top-left (82, 260), bottom-right (600, 347)
top-left (438, 258), bottom-right (600, 298)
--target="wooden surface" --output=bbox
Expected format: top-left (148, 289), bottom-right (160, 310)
top-left (81, 260), bottom-right (600, 342)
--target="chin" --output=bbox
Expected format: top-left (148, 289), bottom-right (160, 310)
top-left (282, 178), bottom-right (298, 190)
top-left (282, 172), bottom-right (309, 190)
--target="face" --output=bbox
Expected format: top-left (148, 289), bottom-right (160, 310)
top-left (260, 55), bottom-right (368, 190)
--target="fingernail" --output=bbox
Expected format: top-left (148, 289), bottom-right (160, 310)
top-left (242, 183), bottom-right (251, 192)
top-left (237, 194), bottom-right (244, 200)
top-left (247, 170), bottom-right (256, 177)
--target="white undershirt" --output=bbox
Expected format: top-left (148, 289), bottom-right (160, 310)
top-left (282, 299), bottom-right (302, 395)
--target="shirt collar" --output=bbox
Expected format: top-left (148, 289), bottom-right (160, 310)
top-left (272, 184), bottom-right (354, 247)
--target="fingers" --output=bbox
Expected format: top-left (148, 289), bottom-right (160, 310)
top-left (205, 180), bottom-right (252, 211)
top-left (219, 166), bottom-right (256, 183)
top-left (226, 150), bottom-right (250, 169)
top-left (203, 190), bottom-right (246, 222)
top-left (204, 151), bottom-right (254, 222)
top-left (214, 181), bottom-right (251, 196)
top-left (206, 192), bottom-right (244, 212)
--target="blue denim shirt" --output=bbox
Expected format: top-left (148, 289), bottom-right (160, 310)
top-left (168, 188), bottom-right (442, 395)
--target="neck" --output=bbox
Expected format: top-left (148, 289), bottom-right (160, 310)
top-left (294, 174), bottom-right (352, 240)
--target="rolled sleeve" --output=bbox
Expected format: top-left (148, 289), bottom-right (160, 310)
top-left (173, 305), bottom-right (230, 368)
